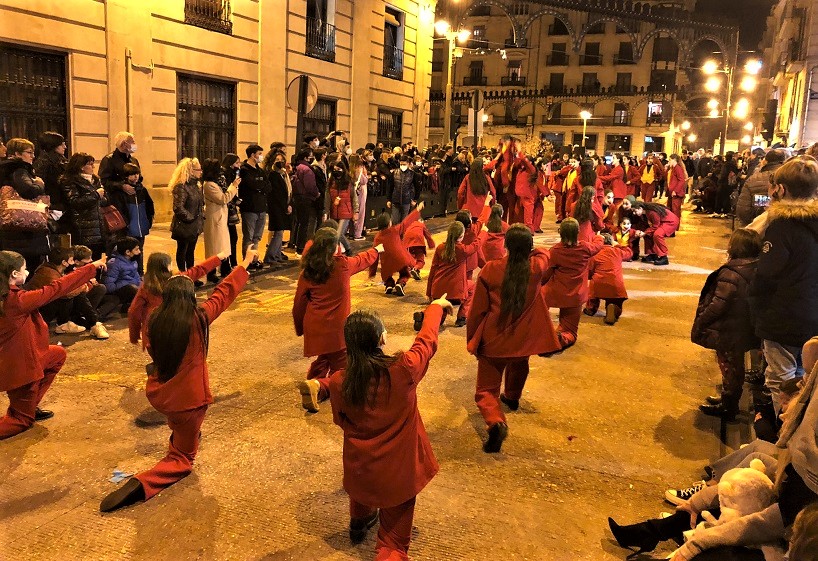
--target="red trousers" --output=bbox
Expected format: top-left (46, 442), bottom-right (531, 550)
top-left (556, 306), bottom-right (582, 347)
top-left (385, 267), bottom-right (411, 288)
top-left (135, 405), bottom-right (208, 500)
top-left (0, 345), bottom-right (65, 440)
top-left (641, 184), bottom-right (654, 202)
top-left (500, 191), bottom-right (517, 223)
top-left (519, 197), bottom-right (536, 232)
top-left (533, 199), bottom-right (544, 231)
top-left (716, 349), bottom-right (745, 397)
top-left (644, 223), bottom-right (676, 257)
top-left (669, 195), bottom-right (683, 229)
top-left (585, 297), bottom-right (626, 317)
top-left (350, 496), bottom-right (416, 560)
top-left (475, 356), bottom-right (530, 426)
top-left (408, 247), bottom-right (426, 270)
top-left (554, 191), bottom-right (566, 221)
top-left (453, 280), bottom-right (475, 319)
top-left (307, 349), bottom-right (347, 380)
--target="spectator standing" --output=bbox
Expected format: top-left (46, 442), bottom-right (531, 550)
top-left (325, 160), bottom-right (358, 245)
top-left (169, 158), bottom-right (205, 277)
top-left (735, 149), bottom-right (785, 228)
top-left (350, 153), bottom-right (369, 241)
top-left (99, 131), bottom-right (141, 195)
top-left (220, 154), bottom-right (242, 270)
top-left (291, 148), bottom-right (319, 256)
top-left (311, 147), bottom-right (328, 221)
top-left (202, 158), bottom-right (239, 284)
top-left (60, 153), bottom-right (108, 259)
top-left (388, 156), bottom-right (415, 224)
top-left (714, 151), bottom-right (740, 217)
top-left (238, 144), bottom-right (269, 269)
top-left (263, 151), bottom-right (291, 264)
top-left (666, 154), bottom-right (687, 229)
top-left (32, 131), bottom-right (68, 232)
top-left (104, 163), bottom-right (153, 275)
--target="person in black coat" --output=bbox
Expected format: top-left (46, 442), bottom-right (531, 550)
top-left (60, 153), bottom-right (109, 259)
top-left (99, 131), bottom-right (141, 198)
top-left (715, 151), bottom-right (740, 216)
top-left (238, 144), bottom-right (270, 269)
top-left (32, 131), bottom-right (68, 232)
top-left (220, 154), bottom-right (243, 271)
top-left (263, 151), bottom-right (291, 264)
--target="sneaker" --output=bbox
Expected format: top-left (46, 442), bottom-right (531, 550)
top-left (604, 303), bottom-right (617, 325)
top-left (483, 422), bottom-right (509, 453)
top-left (705, 395), bottom-right (722, 405)
top-left (665, 481), bottom-right (706, 506)
top-left (394, 284), bottom-right (405, 296)
top-left (410, 268), bottom-right (421, 281)
top-left (55, 321), bottom-right (86, 334)
top-left (413, 311), bottom-right (424, 332)
top-left (34, 407), bottom-right (54, 421)
top-left (641, 254), bottom-right (658, 263)
top-left (279, 254), bottom-right (289, 261)
top-left (653, 256), bottom-right (669, 266)
top-left (500, 394), bottom-right (519, 411)
top-left (90, 322), bottom-right (110, 340)
top-left (354, 236), bottom-right (366, 241)
top-left (385, 285), bottom-right (394, 294)
top-left (299, 379), bottom-right (321, 413)
top-left (349, 510), bottom-right (379, 544)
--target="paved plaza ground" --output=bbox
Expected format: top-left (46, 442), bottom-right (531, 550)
top-left (1, 205), bottom-right (744, 560)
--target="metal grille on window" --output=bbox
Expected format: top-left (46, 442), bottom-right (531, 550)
top-left (177, 75), bottom-right (236, 162)
top-left (302, 98), bottom-right (337, 139)
top-left (185, 0), bottom-right (233, 35)
top-left (0, 44), bottom-right (68, 146)
top-left (377, 109), bottom-right (402, 149)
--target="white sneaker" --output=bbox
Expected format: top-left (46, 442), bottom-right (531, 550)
top-left (665, 480), bottom-right (706, 505)
top-left (90, 322), bottom-right (109, 340)
top-left (55, 321), bottom-right (86, 334)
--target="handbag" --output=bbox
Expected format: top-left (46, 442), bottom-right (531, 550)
top-left (0, 186), bottom-right (50, 232)
top-left (101, 204), bottom-right (127, 234)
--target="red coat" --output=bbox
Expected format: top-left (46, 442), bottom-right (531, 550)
top-left (371, 209), bottom-right (420, 279)
top-left (457, 174), bottom-right (495, 217)
top-left (426, 235), bottom-right (479, 300)
top-left (129, 256), bottom-right (221, 346)
top-left (553, 165), bottom-right (573, 193)
top-left (536, 171), bottom-right (552, 199)
top-left (328, 304), bottom-right (444, 508)
top-left (625, 165), bottom-right (642, 195)
top-left (467, 249), bottom-right (560, 357)
top-left (598, 166), bottom-right (628, 199)
top-left (513, 156), bottom-right (537, 199)
top-left (565, 176), bottom-right (582, 213)
top-left (328, 183), bottom-right (355, 220)
top-left (543, 238), bottom-right (604, 308)
top-left (293, 248), bottom-right (379, 357)
top-left (144, 266), bottom-right (249, 414)
top-left (645, 209), bottom-right (680, 236)
top-left (0, 264), bottom-right (96, 393)
top-left (668, 164), bottom-right (687, 197)
top-left (478, 231), bottom-right (506, 267)
top-left (402, 221), bottom-right (435, 253)
top-left (588, 246), bottom-right (628, 299)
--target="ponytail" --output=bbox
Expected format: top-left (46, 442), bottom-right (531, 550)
top-left (441, 221), bottom-right (465, 263)
top-left (500, 225), bottom-right (533, 323)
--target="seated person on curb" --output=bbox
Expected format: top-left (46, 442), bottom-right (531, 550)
top-left (26, 246), bottom-right (109, 339)
top-left (103, 236), bottom-right (142, 311)
top-left (72, 245), bottom-right (121, 322)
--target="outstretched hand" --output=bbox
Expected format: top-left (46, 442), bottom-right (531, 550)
top-left (242, 246), bottom-right (258, 269)
top-left (92, 254), bottom-right (108, 270)
top-left (417, 200), bottom-right (425, 212)
top-left (375, 244), bottom-right (385, 253)
top-left (431, 293), bottom-right (454, 314)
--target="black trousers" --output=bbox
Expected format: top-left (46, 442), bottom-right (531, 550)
top-left (714, 184), bottom-right (734, 214)
top-left (175, 235), bottom-right (198, 272)
top-left (228, 224), bottom-right (238, 267)
top-left (114, 284), bottom-right (139, 312)
top-left (40, 293), bottom-right (99, 328)
top-left (292, 197), bottom-right (317, 253)
top-left (86, 283), bottom-right (119, 321)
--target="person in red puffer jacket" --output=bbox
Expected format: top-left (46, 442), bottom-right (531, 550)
top-left (325, 161), bottom-right (359, 241)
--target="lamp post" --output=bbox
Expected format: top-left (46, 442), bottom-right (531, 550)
top-left (579, 109), bottom-right (592, 148)
top-left (435, 20), bottom-right (470, 145)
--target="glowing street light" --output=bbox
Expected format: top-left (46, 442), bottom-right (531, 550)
top-left (579, 110), bottom-right (592, 147)
top-left (435, 20), bottom-right (472, 144)
top-left (707, 99), bottom-right (720, 110)
top-left (705, 76), bottom-right (722, 92)
top-left (434, 20), bottom-right (450, 35)
top-left (681, 120), bottom-right (691, 131)
top-left (709, 108), bottom-right (720, 118)
top-left (482, 113), bottom-right (489, 123)
top-left (688, 133), bottom-right (698, 143)
top-left (457, 29), bottom-right (471, 43)
top-left (740, 76), bottom-right (758, 93)
top-left (741, 134), bottom-right (752, 144)
top-left (744, 59), bottom-right (763, 75)
top-left (733, 98), bottom-right (750, 119)
top-left (743, 122), bottom-right (754, 131)
top-left (702, 60), bottom-right (720, 75)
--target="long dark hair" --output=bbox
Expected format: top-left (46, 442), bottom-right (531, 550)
top-left (63, 152), bottom-right (95, 179)
top-left (468, 158), bottom-right (489, 196)
top-left (144, 252), bottom-right (173, 295)
top-left (579, 158), bottom-right (596, 188)
top-left (573, 186), bottom-right (595, 223)
top-left (147, 276), bottom-right (202, 382)
top-left (633, 201), bottom-right (668, 218)
top-left (486, 204), bottom-right (504, 233)
top-left (0, 251), bottom-right (25, 317)
top-left (441, 221), bottom-right (465, 263)
top-left (302, 228), bottom-right (337, 284)
top-left (500, 225), bottom-right (533, 323)
top-left (341, 310), bottom-right (397, 408)
top-left (201, 158), bottom-right (222, 182)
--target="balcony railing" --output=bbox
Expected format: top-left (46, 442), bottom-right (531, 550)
top-left (543, 115), bottom-right (631, 127)
top-left (547, 53), bottom-right (569, 65)
top-left (383, 45), bottom-right (404, 80)
top-left (580, 53), bottom-right (604, 65)
top-left (184, 0), bottom-right (232, 35)
top-left (463, 76), bottom-right (487, 86)
top-left (614, 55), bottom-right (636, 65)
top-left (501, 76), bottom-right (526, 86)
top-left (306, 17), bottom-right (336, 62)
top-left (504, 38), bottom-right (528, 48)
top-left (490, 116), bottom-right (530, 126)
top-left (467, 39), bottom-right (489, 50)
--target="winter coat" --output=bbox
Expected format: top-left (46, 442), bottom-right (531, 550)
top-left (457, 174), bottom-right (495, 217)
top-left (369, 209), bottom-right (421, 281)
top-left (106, 181), bottom-right (154, 239)
top-left (203, 179), bottom-right (238, 256)
top-left (543, 238), bottom-right (604, 308)
top-left (426, 236), bottom-right (480, 301)
top-left (60, 174), bottom-right (107, 248)
top-left (170, 179), bottom-right (205, 240)
top-left (238, 162), bottom-right (270, 213)
top-left (402, 221), bottom-right (435, 253)
top-left (0, 158), bottom-right (50, 257)
top-left (668, 163), bottom-right (687, 197)
top-left (588, 246), bottom-right (629, 300)
top-left (292, 160), bottom-right (319, 203)
top-left (32, 150), bottom-right (67, 212)
top-left (99, 150), bottom-right (141, 192)
top-left (752, 199), bottom-right (818, 347)
top-left (220, 168), bottom-right (241, 226)
top-left (103, 253), bottom-right (141, 293)
top-left (389, 168), bottom-right (415, 205)
top-left (326, 178), bottom-right (359, 221)
top-left (267, 169), bottom-right (291, 231)
top-left (598, 166), bottom-right (628, 200)
top-left (692, 257), bottom-right (759, 352)
top-left (735, 162), bottom-right (782, 227)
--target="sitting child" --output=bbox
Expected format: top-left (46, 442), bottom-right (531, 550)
top-left (103, 236), bottom-right (142, 311)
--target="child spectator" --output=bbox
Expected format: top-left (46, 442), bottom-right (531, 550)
top-left (103, 237), bottom-right (142, 310)
top-left (693, 228), bottom-right (762, 421)
top-left (401, 215), bottom-right (435, 280)
top-left (72, 245), bottom-right (120, 323)
top-left (105, 163), bottom-right (154, 275)
top-left (584, 233), bottom-right (629, 325)
top-left (368, 201), bottom-right (425, 296)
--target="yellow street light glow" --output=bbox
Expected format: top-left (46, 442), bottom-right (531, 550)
top-left (705, 76), bottom-right (722, 92)
top-left (681, 120), bottom-right (691, 131)
top-left (579, 110), bottom-right (592, 120)
top-left (707, 99), bottom-right (720, 110)
top-left (744, 122), bottom-right (754, 131)
top-left (709, 108), bottom-right (720, 118)
top-left (733, 98), bottom-right (750, 119)
top-left (740, 76), bottom-right (758, 93)
top-left (434, 20), bottom-right (450, 35)
top-left (688, 134), bottom-right (698, 143)
top-left (741, 134), bottom-right (752, 144)
top-left (744, 59), bottom-right (762, 75)
top-left (702, 60), bottom-right (720, 75)
top-left (482, 113), bottom-right (489, 122)
top-left (457, 29), bottom-right (471, 43)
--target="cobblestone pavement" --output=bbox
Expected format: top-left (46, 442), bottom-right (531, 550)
top-left (1, 204), bottom-right (740, 561)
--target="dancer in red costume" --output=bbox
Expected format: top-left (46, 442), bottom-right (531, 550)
top-left (368, 202), bottom-right (425, 296)
top-left (584, 234), bottom-right (630, 325)
top-left (632, 201), bottom-right (679, 266)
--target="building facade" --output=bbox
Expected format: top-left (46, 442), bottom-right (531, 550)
top-left (760, 0), bottom-right (818, 148)
top-left (429, 0), bottom-right (739, 156)
top-left (0, 0), bottom-right (437, 217)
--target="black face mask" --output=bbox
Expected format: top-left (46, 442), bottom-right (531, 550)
top-left (332, 170), bottom-right (345, 179)
top-left (274, 161), bottom-right (284, 169)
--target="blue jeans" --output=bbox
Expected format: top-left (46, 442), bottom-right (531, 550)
top-left (391, 203), bottom-right (410, 225)
top-left (336, 219), bottom-right (352, 254)
top-left (762, 339), bottom-right (805, 415)
top-left (241, 212), bottom-right (267, 258)
top-left (263, 230), bottom-right (284, 263)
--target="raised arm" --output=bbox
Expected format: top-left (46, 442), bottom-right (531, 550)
top-left (400, 303), bottom-right (446, 383)
top-left (200, 266), bottom-right (249, 324)
top-left (14, 264), bottom-right (97, 314)
top-left (345, 247), bottom-right (380, 276)
top-left (396, 207), bottom-right (421, 237)
top-left (183, 256), bottom-right (222, 282)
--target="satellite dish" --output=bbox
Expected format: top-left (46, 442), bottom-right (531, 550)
top-left (287, 75), bottom-right (319, 113)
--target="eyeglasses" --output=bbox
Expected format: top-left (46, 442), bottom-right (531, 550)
top-left (23, 150), bottom-right (34, 155)
top-left (192, 167), bottom-right (202, 172)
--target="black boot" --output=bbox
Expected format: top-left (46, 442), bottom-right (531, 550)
top-left (699, 392), bottom-right (739, 422)
top-left (483, 422), bottom-right (508, 453)
top-left (100, 478), bottom-right (145, 512)
top-left (500, 394), bottom-right (519, 411)
top-left (608, 511), bottom-right (689, 557)
top-left (349, 509), bottom-right (379, 544)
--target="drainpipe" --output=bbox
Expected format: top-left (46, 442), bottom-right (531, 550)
top-left (124, 48), bottom-right (154, 132)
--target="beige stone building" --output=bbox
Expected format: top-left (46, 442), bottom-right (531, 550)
top-left (0, 0), bottom-right (438, 217)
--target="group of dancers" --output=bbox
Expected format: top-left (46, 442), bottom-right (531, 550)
top-left (0, 137), bottom-right (684, 561)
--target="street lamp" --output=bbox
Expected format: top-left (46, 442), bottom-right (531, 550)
top-left (435, 19), bottom-right (470, 145)
top-left (707, 99), bottom-right (720, 110)
top-left (688, 133), bottom-right (698, 143)
top-left (741, 134), bottom-right (752, 145)
top-left (705, 76), bottom-right (722, 93)
top-left (702, 59), bottom-right (720, 75)
top-left (733, 98), bottom-right (750, 120)
top-left (744, 59), bottom-right (763, 75)
top-left (579, 110), bottom-right (592, 148)
top-left (681, 120), bottom-right (691, 131)
top-left (743, 122), bottom-right (754, 132)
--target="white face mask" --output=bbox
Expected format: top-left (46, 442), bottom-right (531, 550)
top-left (400, 165), bottom-right (408, 172)
top-left (128, 143), bottom-right (138, 154)
top-left (256, 154), bottom-right (263, 163)
top-left (345, 148), bottom-right (353, 156)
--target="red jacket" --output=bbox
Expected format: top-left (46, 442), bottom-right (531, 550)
top-left (645, 209), bottom-right (680, 236)
top-left (128, 256), bottom-right (221, 347)
top-left (328, 183), bottom-right (355, 220)
top-left (370, 209), bottom-right (420, 280)
top-left (543, 238), bottom-right (604, 308)
top-left (0, 264), bottom-right (96, 393)
top-left (457, 174), bottom-right (495, 217)
top-left (478, 231), bottom-right (506, 267)
top-left (484, 154), bottom-right (513, 195)
top-left (565, 176), bottom-right (582, 213)
top-left (638, 160), bottom-right (665, 188)
top-left (144, 266), bottom-right (249, 414)
top-left (598, 166), bottom-right (628, 199)
top-left (328, 304), bottom-right (444, 508)
top-left (625, 164), bottom-right (642, 194)
top-left (536, 171), bottom-right (552, 199)
top-left (427, 236), bottom-right (480, 300)
top-left (402, 221), bottom-right (436, 253)
top-left (467, 249), bottom-right (560, 357)
top-left (588, 245), bottom-right (628, 300)
top-left (668, 164), bottom-right (687, 197)
top-left (293, 248), bottom-right (379, 357)
top-left (553, 165), bottom-right (573, 193)
top-left (513, 156), bottom-right (537, 199)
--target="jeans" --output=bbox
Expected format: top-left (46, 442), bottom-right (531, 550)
top-left (762, 339), bottom-right (804, 415)
top-left (709, 439), bottom-right (779, 481)
top-left (336, 219), bottom-right (352, 254)
top-left (175, 234), bottom-right (198, 272)
top-left (241, 212), bottom-right (267, 258)
top-left (391, 203), bottom-right (411, 225)
top-left (263, 230), bottom-right (285, 263)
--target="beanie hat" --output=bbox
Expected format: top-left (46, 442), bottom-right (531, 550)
top-left (625, 195), bottom-right (636, 206)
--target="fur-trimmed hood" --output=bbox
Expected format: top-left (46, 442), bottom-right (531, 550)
top-left (767, 198), bottom-right (818, 222)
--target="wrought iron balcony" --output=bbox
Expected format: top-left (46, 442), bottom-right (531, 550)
top-left (614, 55), bottom-right (636, 65)
top-left (544, 115), bottom-right (631, 127)
top-left (463, 76), bottom-right (487, 86)
top-left (306, 17), bottom-right (336, 63)
top-left (547, 53), bottom-right (569, 65)
top-left (184, 0), bottom-right (232, 35)
top-left (580, 53), bottom-right (604, 65)
top-left (383, 46), bottom-right (404, 80)
top-left (504, 38), bottom-right (528, 48)
top-left (467, 39), bottom-right (489, 50)
top-left (501, 76), bottom-right (526, 86)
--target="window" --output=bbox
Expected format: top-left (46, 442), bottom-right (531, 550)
top-left (471, 5), bottom-right (491, 16)
top-left (546, 103), bottom-right (562, 124)
top-left (549, 18), bottom-right (569, 36)
top-left (615, 42), bottom-right (634, 64)
top-left (0, 44), bottom-right (68, 145)
top-left (548, 43), bottom-right (568, 65)
top-left (432, 61), bottom-right (443, 73)
top-left (616, 73), bottom-right (632, 90)
top-left (302, 97), bottom-right (337, 139)
top-left (581, 42), bottom-right (602, 65)
top-left (549, 72), bottom-right (564, 92)
top-left (510, 2), bottom-right (529, 16)
top-left (184, 0), bottom-right (232, 35)
top-left (647, 101), bottom-right (669, 124)
top-left (470, 25), bottom-right (488, 49)
top-left (541, 132), bottom-right (564, 148)
top-left (650, 69), bottom-right (676, 92)
top-left (383, 7), bottom-right (404, 80)
top-left (587, 21), bottom-right (606, 34)
top-left (605, 134), bottom-right (631, 152)
top-left (377, 109), bottom-right (402, 148)
top-left (177, 74), bottom-right (236, 161)
top-left (306, 0), bottom-right (336, 62)
top-left (644, 135), bottom-right (665, 153)
top-left (464, 61), bottom-right (486, 86)
top-left (502, 60), bottom-right (524, 85)
top-left (582, 72), bottom-right (599, 93)
top-left (613, 103), bottom-right (629, 125)
top-left (652, 36), bottom-right (678, 63)
top-left (572, 133), bottom-right (597, 150)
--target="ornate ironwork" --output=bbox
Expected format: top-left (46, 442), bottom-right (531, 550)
top-left (177, 74), bottom-right (235, 162)
top-left (383, 46), bottom-right (404, 80)
top-left (377, 109), bottom-right (402, 148)
top-left (184, 0), bottom-right (232, 35)
top-left (303, 98), bottom-right (337, 138)
top-left (306, 17), bottom-right (336, 63)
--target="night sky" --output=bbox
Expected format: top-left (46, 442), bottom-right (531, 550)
top-left (696, 0), bottom-right (777, 50)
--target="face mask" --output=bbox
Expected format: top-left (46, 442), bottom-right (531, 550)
top-left (255, 155), bottom-right (263, 163)
top-left (332, 170), bottom-right (344, 179)
top-left (128, 143), bottom-right (138, 154)
top-left (274, 161), bottom-right (284, 169)
top-left (345, 148), bottom-right (352, 156)
top-left (400, 165), bottom-right (408, 172)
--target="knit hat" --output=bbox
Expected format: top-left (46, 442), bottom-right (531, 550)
top-left (625, 195), bottom-right (636, 206)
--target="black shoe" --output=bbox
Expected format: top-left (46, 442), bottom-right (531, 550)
top-left (34, 408), bottom-right (54, 421)
top-left (193, 280), bottom-right (205, 288)
top-left (349, 510), bottom-right (379, 544)
top-left (582, 307), bottom-right (596, 317)
top-left (483, 422), bottom-right (508, 453)
top-left (608, 517), bottom-right (660, 556)
top-left (699, 402), bottom-right (738, 422)
top-left (500, 394), bottom-right (519, 411)
top-left (279, 254), bottom-right (289, 261)
top-left (394, 283), bottom-right (406, 297)
top-left (410, 268), bottom-right (421, 281)
top-left (705, 395), bottom-right (722, 405)
top-left (535, 229), bottom-right (544, 234)
top-left (653, 256), bottom-right (669, 266)
top-left (206, 275), bottom-right (220, 285)
top-left (454, 316), bottom-right (466, 328)
top-left (413, 311), bottom-right (424, 332)
top-left (667, 233), bottom-right (676, 238)
top-left (641, 254), bottom-right (658, 263)
top-left (100, 478), bottom-right (146, 512)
